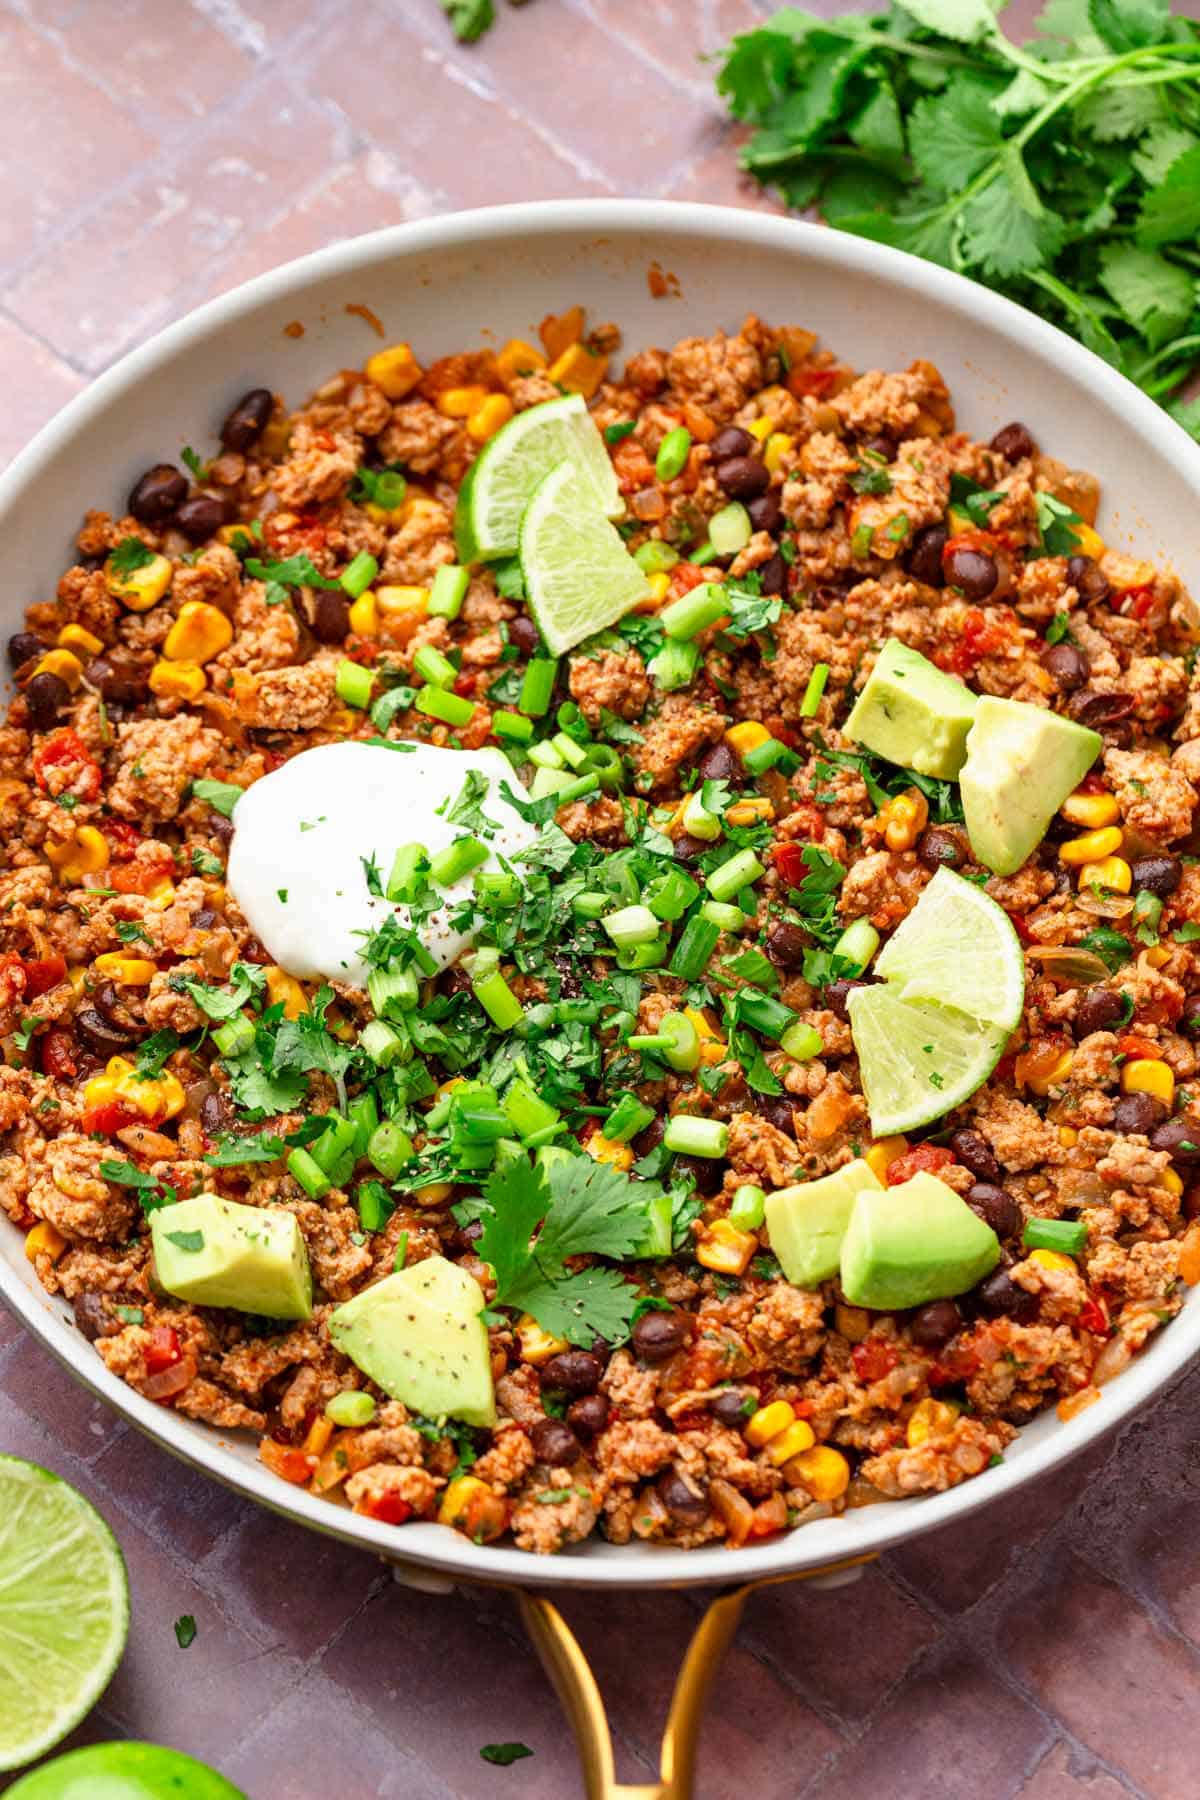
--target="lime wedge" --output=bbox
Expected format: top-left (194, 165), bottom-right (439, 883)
top-left (8, 1741), bottom-right (246, 1798)
top-left (848, 985), bottom-right (1011, 1138)
top-left (455, 393), bottom-right (622, 563)
top-left (0, 1458), bottom-right (129, 1772)
top-left (874, 867), bottom-right (1025, 1031)
top-left (519, 461), bottom-right (649, 656)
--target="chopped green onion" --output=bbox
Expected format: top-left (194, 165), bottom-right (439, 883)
top-left (571, 890), bottom-right (609, 919)
top-left (832, 918), bottom-right (880, 975)
top-left (581, 743), bottom-right (623, 790)
top-left (664, 1115), bottom-right (728, 1159)
top-left (729, 1184), bottom-right (766, 1230)
top-left (428, 835), bottom-right (488, 886)
top-left (634, 540), bottom-right (680, 575)
top-left (708, 502), bottom-right (752, 557)
top-left (706, 849), bottom-right (766, 904)
top-left (616, 939), bottom-right (669, 970)
top-left (680, 788), bottom-right (722, 842)
top-left (416, 684), bottom-right (474, 727)
top-left (1023, 1217), bottom-right (1087, 1254)
top-left (325, 1390), bottom-right (377, 1427)
top-left (800, 663), bottom-right (829, 717)
top-left (735, 989), bottom-right (796, 1041)
top-left (659, 1011), bottom-right (700, 1073)
top-left (551, 731), bottom-right (588, 770)
top-left (556, 772), bottom-right (601, 806)
top-left (602, 904), bottom-right (660, 949)
top-left (690, 539), bottom-right (715, 566)
top-left (669, 915), bottom-right (721, 981)
top-left (492, 710), bottom-right (534, 743)
top-left (742, 737), bottom-right (789, 776)
top-left (335, 659), bottom-right (374, 710)
top-left (518, 656), bottom-right (558, 717)
top-left (386, 842), bottom-right (429, 903)
top-left (643, 867), bottom-right (700, 922)
top-left (700, 900), bottom-right (745, 931)
top-left (451, 1096), bottom-right (510, 1142)
top-left (427, 564), bottom-right (469, 620)
top-left (356, 1180), bottom-right (395, 1234)
top-left (359, 1019), bottom-right (406, 1067)
top-left (655, 426), bottom-right (692, 483)
top-left (367, 965), bottom-right (419, 1017)
top-left (340, 552), bottom-right (378, 599)
top-left (347, 1091), bottom-right (379, 1156)
top-left (503, 1077), bottom-right (560, 1142)
top-left (780, 1020), bottom-right (823, 1062)
top-left (475, 869), bottom-right (521, 907)
top-left (660, 583), bottom-right (728, 642)
top-left (366, 469), bottom-right (406, 511)
top-left (473, 968), bottom-right (525, 1031)
top-left (412, 644), bottom-right (457, 689)
top-left (311, 1114), bottom-right (359, 1177)
top-left (603, 1094), bottom-right (656, 1144)
top-left (530, 765), bottom-right (572, 801)
top-left (528, 738), bottom-right (566, 771)
top-left (367, 1120), bottom-right (414, 1179)
top-left (393, 1231), bottom-right (409, 1270)
top-left (646, 638), bottom-right (701, 692)
top-left (288, 1146), bottom-right (330, 1199)
top-left (213, 1015), bottom-right (254, 1059)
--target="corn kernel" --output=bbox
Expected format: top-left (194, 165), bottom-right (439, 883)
top-left (302, 1415), bottom-right (335, 1458)
top-left (1145, 945), bottom-right (1172, 969)
top-left (906, 1397), bottom-right (960, 1447)
top-left (1060, 789), bottom-right (1119, 829)
top-left (56, 623), bottom-right (103, 659)
top-left (24, 1221), bottom-right (67, 1264)
top-left (467, 393), bottom-right (514, 443)
top-left (645, 571), bottom-right (671, 605)
top-left (1122, 1057), bottom-right (1174, 1107)
top-left (164, 600), bottom-right (234, 664)
top-left (1162, 1168), bottom-right (1184, 1197)
top-left (82, 1072), bottom-right (119, 1111)
top-left (696, 1217), bottom-right (757, 1277)
top-left (766, 1419), bottom-right (816, 1465)
top-left (880, 788), bottom-right (929, 853)
top-left (724, 720), bottom-right (771, 756)
top-left (114, 1066), bottom-right (186, 1122)
top-left (67, 967), bottom-right (88, 995)
top-left (725, 797), bottom-right (774, 828)
top-left (348, 591), bottom-right (379, 636)
top-left (585, 1131), bottom-right (634, 1173)
top-left (33, 649), bottom-right (84, 691)
top-left (93, 954), bottom-right (155, 985)
top-left (763, 432), bottom-right (794, 474)
top-left (439, 1474), bottom-right (491, 1527)
top-left (437, 384), bottom-right (491, 419)
top-left (516, 1315), bottom-right (569, 1365)
top-left (834, 1303), bottom-right (872, 1343)
top-left (149, 660), bottom-right (206, 701)
top-left (745, 1401), bottom-right (795, 1448)
top-left (784, 1444), bottom-right (850, 1501)
top-left (546, 343), bottom-right (608, 401)
top-left (1060, 826), bottom-right (1123, 865)
top-left (1030, 1247), bottom-right (1076, 1274)
top-left (265, 966), bottom-right (308, 1020)
top-left (1058, 1126), bottom-right (1079, 1147)
top-left (1070, 524), bottom-right (1105, 561)
top-left (412, 1181), bottom-right (454, 1206)
top-left (375, 585), bottom-right (429, 619)
top-left (364, 343), bottom-right (422, 400)
top-left (747, 416), bottom-right (774, 442)
top-left (683, 1004), bottom-right (728, 1068)
top-left (106, 551), bottom-right (173, 611)
top-left (496, 338), bottom-right (547, 381)
top-left (864, 1137), bottom-right (908, 1182)
top-left (1025, 1048), bottom-right (1074, 1096)
top-left (46, 826), bottom-right (109, 885)
top-left (1079, 855), bottom-right (1132, 895)
top-left (145, 879), bottom-right (175, 907)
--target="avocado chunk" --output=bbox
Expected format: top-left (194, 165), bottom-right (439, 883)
top-left (844, 638), bottom-right (978, 780)
top-left (329, 1254), bottom-right (495, 1427)
top-left (150, 1194), bottom-right (312, 1320)
top-left (765, 1161), bottom-right (884, 1288)
top-left (960, 695), bottom-right (1102, 876)
top-left (840, 1171), bottom-right (1000, 1310)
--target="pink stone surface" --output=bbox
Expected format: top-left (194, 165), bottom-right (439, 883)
top-left (2, 1), bottom-right (1200, 1794)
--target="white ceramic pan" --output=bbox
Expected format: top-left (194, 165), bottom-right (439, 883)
top-left (2, 202), bottom-right (1198, 1797)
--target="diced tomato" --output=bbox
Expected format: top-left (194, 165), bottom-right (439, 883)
top-left (771, 842), bottom-right (811, 889)
top-left (258, 1438), bottom-right (314, 1485)
top-left (144, 1325), bottom-right (182, 1374)
top-left (104, 821), bottom-right (142, 861)
top-left (1115, 583), bottom-right (1155, 621)
top-left (108, 859), bottom-right (174, 897)
top-left (852, 1340), bottom-right (899, 1383)
top-left (1078, 1297), bottom-right (1109, 1336)
top-left (31, 729), bottom-right (101, 802)
top-left (1117, 1034), bottom-right (1159, 1062)
top-left (763, 716), bottom-right (798, 750)
top-left (885, 1143), bottom-right (956, 1187)
top-left (612, 437), bottom-right (655, 495)
top-left (39, 1029), bottom-right (78, 1080)
top-left (361, 1491), bottom-right (413, 1526)
top-left (1077, 770), bottom-right (1108, 795)
top-left (786, 365), bottom-right (838, 398)
top-left (452, 670), bottom-right (478, 699)
top-left (928, 1342), bottom-right (980, 1388)
top-left (668, 562), bottom-right (709, 596)
top-left (747, 1492), bottom-right (789, 1539)
top-left (24, 954), bottom-right (67, 998)
top-left (81, 1101), bottom-right (143, 1137)
top-left (942, 605), bottom-right (1014, 679)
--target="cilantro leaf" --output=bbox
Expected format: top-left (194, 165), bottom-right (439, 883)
top-left (100, 1160), bottom-right (176, 1213)
top-left (1136, 142), bottom-right (1200, 245)
top-left (480, 1744), bottom-right (533, 1767)
top-left (720, 584), bottom-right (783, 641)
top-left (272, 985), bottom-right (356, 1111)
top-left (192, 778), bottom-right (243, 817)
top-left (490, 556), bottom-right (526, 602)
top-left (440, 0), bottom-right (494, 41)
top-left (134, 1029), bottom-right (180, 1079)
top-left (1097, 243), bottom-right (1195, 351)
top-left (244, 552), bottom-right (340, 608)
top-left (476, 1157), bottom-right (550, 1297)
top-left (108, 537), bottom-right (155, 575)
top-left (175, 961), bottom-right (266, 1021)
top-left (1035, 492), bottom-right (1085, 557)
top-left (533, 1158), bottom-right (652, 1267)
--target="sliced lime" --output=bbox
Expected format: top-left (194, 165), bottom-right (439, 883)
top-left (8, 1741), bottom-right (246, 1798)
top-left (0, 1458), bottom-right (129, 1772)
top-left (847, 985), bottom-right (1010, 1138)
top-left (519, 461), bottom-right (649, 656)
top-left (455, 393), bottom-right (621, 563)
top-left (874, 867), bottom-right (1025, 1030)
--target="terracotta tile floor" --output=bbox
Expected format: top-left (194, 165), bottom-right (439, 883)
top-left (3, 1), bottom-right (1200, 1794)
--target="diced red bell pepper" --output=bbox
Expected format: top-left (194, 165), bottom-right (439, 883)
top-left (104, 821), bottom-right (142, 861)
top-left (852, 1340), bottom-right (899, 1383)
top-left (39, 1029), bottom-right (78, 1080)
top-left (361, 1491), bottom-right (413, 1526)
top-left (771, 841), bottom-right (811, 889)
top-left (1117, 1035), bottom-right (1159, 1062)
top-left (144, 1325), bottom-right (182, 1374)
top-left (928, 1343), bottom-right (981, 1388)
top-left (1078, 1297), bottom-right (1109, 1336)
top-left (81, 1100), bottom-right (143, 1137)
top-left (1116, 583), bottom-right (1156, 621)
top-left (452, 670), bottom-right (478, 699)
top-left (258, 1438), bottom-right (314, 1485)
top-left (943, 605), bottom-right (1013, 679)
top-left (31, 729), bottom-right (102, 801)
top-left (885, 1143), bottom-right (956, 1187)
top-left (786, 365), bottom-right (838, 398)
top-left (108, 859), bottom-right (175, 897)
top-left (0, 953), bottom-right (63, 1005)
top-left (668, 562), bottom-right (709, 596)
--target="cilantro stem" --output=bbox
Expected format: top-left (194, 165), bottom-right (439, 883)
top-left (1133, 335), bottom-right (1200, 382)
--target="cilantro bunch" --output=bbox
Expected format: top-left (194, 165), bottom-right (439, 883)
top-left (717, 0), bottom-right (1200, 435)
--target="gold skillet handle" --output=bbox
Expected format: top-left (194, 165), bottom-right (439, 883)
top-left (518, 1557), bottom-right (873, 1800)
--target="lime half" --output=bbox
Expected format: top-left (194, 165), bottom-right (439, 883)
top-left (874, 867), bottom-right (1025, 1031)
top-left (519, 460), bottom-right (649, 655)
top-left (8, 1741), bottom-right (246, 1799)
top-left (848, 986), bottom-right (1011, 1138)
top-left (0, 1458), bottom-right (129, 1772)
top-left (455, 392), bottom-right (621, 563)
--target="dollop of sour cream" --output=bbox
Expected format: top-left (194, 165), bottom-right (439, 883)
top-left (227, 741), bottom-right (538, 987)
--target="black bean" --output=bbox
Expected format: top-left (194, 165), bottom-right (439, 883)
top-left (909, 1299), bottom-right (962, 1350)
top-left (1181, 996), bottom-right (1200, 1039)
top-left (128, 463), bottom-right (187, 525)
top-left (966, 1182), bottom-right (1022, 1240)
top-left (747, 491), bottom-right (782, 534)
top-left (712, 1387), bottom-right (755, 1429)
top-left (715, 455), bottom-right (770, 501)
top-left (192, 908), bottom-right (218, 929)
top-left (530, 1417), bottom-right (578, 1465)
top-left (989, 421), bottom-right (1036, 462)
top-left (759, 552), bottom-right (787, 597)
top-left (697, 741), bottom-right (742, 786)
top-left (1068, 689), bottom-right (1134, 729)
top-left (658, 1468), bottom-right (709, 1525)
top-left (673, 1150), bottom-right (725, 1194)
top-left (672, 833), bottom-right (708, 865)
top-left (72, 1293), bottom-right (120, 1341)
top-left (24, 672), bottom-right (70, 731)
top-left (566, 1393), bottom-right (609, 1439)
top-left (631, 1309), bottom-right (688, 1364)
top-left (310, 589), bottom-right (351, 644)
top-left (540, 1351), bottom-right (602, 1396)
top-left (758, 1097), bottom-right (798, 1140)
top-left (1066, 555), bottom-right (1110, 604)
top-left (86, 655), bottom-right (146, 705)
top-left (906, 523), bottom-right (947, 586)
top-left (74, 1008), bottom-right (138, 1057)
top-left (1076, 988), bottom-right (1126, 1036)
top-left (632, 1117), bottom-right (665, 1160)
top-left (1130, 855), bottom-right (1181, 899)
top-left (974, 1266), bottom-right (1039, 1322)
top-left (861, 434), bottom-right (897, 462)
top-left (221, 387), bottom-right (273, 452)
top-left (1112, 1093), bottom-right (1169, 1136)
top-left (1041, 642), bottom-right (1090, 693)
top-left (209, 812), bottom-right (235, 848)
top-left (825, 978), bottom-right (870, 1022)
top-left (766, 922), bottom-right (809, 970)
top-left (7, 632), bottom-right (44, 669)
top-left (950, 1129), bottom-right (1001, 1183)
top-left (200, 1091), bottom-right (231, 1137)
top-left (175, 493), bottom-right (230, 544)
top-left (710, 426), bottom-right (755, 461)
top-left (917, 827), bottom-right (966, 871)
top-left (1149, 1118), bottom-right (1200, 1165)
top-left (93, 982), bottom-right (133, 1028)
top-left (944, 545), bottom-right (998, 600)
top-left (507, 614), bottom-right (541, 654)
